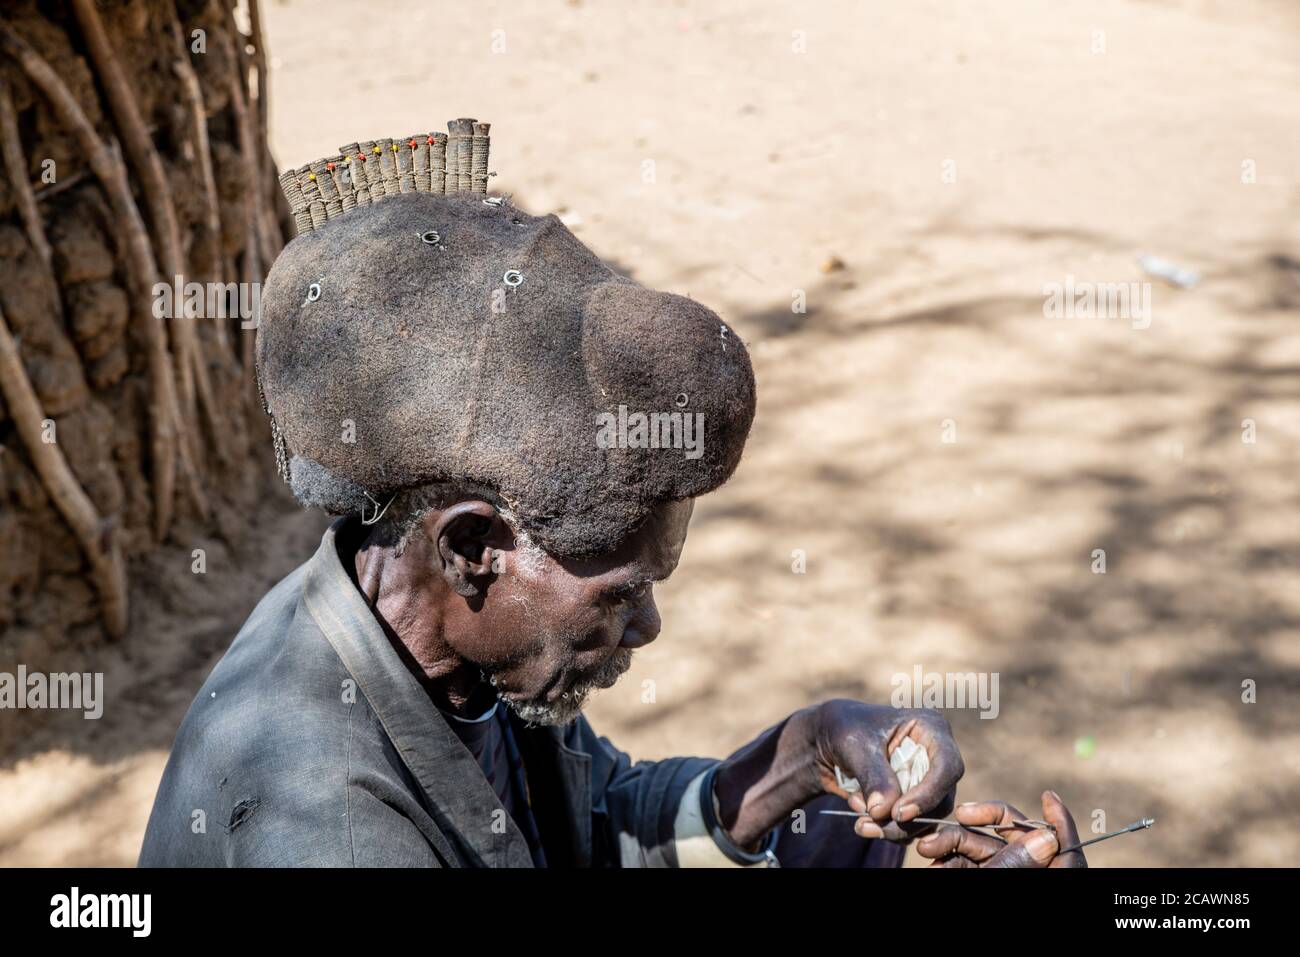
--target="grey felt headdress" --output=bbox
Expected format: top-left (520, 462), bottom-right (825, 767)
top-left (258, 118), bottom-right (757, 559)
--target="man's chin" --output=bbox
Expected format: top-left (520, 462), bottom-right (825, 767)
top-left (498, 649), bottom-right (634, 726)
top-left (589, 647), bottom-right (634, 689)
top-left (501, 690), bottom-right (590, 727)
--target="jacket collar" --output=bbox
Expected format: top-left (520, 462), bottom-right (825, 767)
top-left (300, 518), bottom-right (535, 867)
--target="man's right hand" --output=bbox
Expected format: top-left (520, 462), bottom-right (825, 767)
top-left (914, 791), bottom-right (1087, 868)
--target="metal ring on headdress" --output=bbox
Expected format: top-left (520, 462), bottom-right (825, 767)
top-left (360, 491), bottom-right (396, 526)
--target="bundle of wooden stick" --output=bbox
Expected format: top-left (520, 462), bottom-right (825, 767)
top-left (279, 119), bottom-right (492, 237)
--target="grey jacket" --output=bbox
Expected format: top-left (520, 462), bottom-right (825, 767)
top-left (138, 520), bottom-right (713, 867)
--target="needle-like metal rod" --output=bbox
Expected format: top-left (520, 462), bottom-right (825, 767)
top-left (1058, 817), bottom-right (1154, 854)
top-left (817, 810), bottom-right (1052, 832)
top-left (913, 816), bottom-right (1053, 832)
top-left (818, 810), bottom-right (1155, 854)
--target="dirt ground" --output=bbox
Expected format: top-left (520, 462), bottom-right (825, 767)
top-left (3, 0), bottom-right (1299, 866)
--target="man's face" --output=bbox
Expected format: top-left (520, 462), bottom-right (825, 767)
top-left (456, 499), bottom-right (694, 725)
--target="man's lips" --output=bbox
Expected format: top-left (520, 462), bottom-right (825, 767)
top-left (494, 642), bottom-right (631, 705)
top-left (550, 648), bottom-right (632, 700)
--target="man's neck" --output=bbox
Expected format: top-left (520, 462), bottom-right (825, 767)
top-left (344, 522), bottom-right (493, 717)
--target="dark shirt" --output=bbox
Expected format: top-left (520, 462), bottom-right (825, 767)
top-left (443, 703), bottom-right (547, 866)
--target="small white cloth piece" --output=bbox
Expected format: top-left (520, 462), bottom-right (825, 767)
top-left (890, 736), bottom-right (930, 793)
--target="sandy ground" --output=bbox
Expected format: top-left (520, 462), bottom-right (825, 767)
top-left (3, 0), bottom-right (1299, 866)
top-left (0, 491), bottom-right (329, 866)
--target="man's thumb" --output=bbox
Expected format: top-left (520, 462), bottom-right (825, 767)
top-left (986, 829), bottom-right (1058, 868)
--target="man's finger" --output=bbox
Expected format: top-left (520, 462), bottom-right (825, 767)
top-left (875, 787), bottom-right (955, 842)
top-left (898, 783), bottom-right (956, 828)
top-left (1041, 791), bottom-right (1087, 869)
top-left (915, 825), bottom-right (1006, 862)
top-left (953, 800), bottom-right (1027, 832)
top-left (817, 765), bottom-right (868, 814)
top-left (876, 815), bottom-right (941, 844)
top-left (982, 828), bottom-right (1058, 868)
top-left (885, 718), bottom-right (918, 755)
top-left (841, 739), bottom-right (904, 826)
top-left (854, 818), bottom-right (884, 839)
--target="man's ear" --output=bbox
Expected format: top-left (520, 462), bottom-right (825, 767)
top-left (433, 500), bottom-right (505, 598)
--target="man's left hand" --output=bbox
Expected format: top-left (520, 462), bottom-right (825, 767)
top-left (712, 699), bottom-right (964, 849)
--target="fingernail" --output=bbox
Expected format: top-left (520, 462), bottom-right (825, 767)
top-left (866, 791), bottom-right (886, 813)
top-left (895, 802), bottom-right (919, 822)
top-left (847, 793), bottom-right (867, 813)
top-left (958, 801), bottom-right (977, 807)
top-left (855, 819), bottom-right (884, 839)
top-left (1025, 830), bottom-right (1059, 863)
top-left (1046, 790), bottom-right (1062, 802)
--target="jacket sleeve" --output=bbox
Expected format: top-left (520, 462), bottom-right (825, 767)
top-left (571, 716), bottom-right (719, 867)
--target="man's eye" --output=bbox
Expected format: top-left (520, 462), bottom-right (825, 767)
top-left (610, 582), bottom-right (650, 603)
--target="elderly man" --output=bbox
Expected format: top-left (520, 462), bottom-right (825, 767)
top-left (139, 121), bottom-right (1083, 868)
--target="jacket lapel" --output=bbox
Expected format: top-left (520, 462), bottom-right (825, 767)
top-left (302, 519), bottom-right (534, 868)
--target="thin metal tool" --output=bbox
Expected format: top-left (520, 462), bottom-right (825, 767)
top-left (817, 810), bottom-right (1053, 832)
top-left (914, 816), bottom-right (1054, 832)
top-left (1058, 817), bottom-right (1154, 854)
top-left (819, 810), bottom-right (1155, 854)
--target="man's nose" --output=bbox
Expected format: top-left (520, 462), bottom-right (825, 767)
top-left (619, 598), bottom-right (661, 649)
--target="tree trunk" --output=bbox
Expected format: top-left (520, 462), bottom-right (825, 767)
top-left (0, 0), bottom-right (282, 650)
